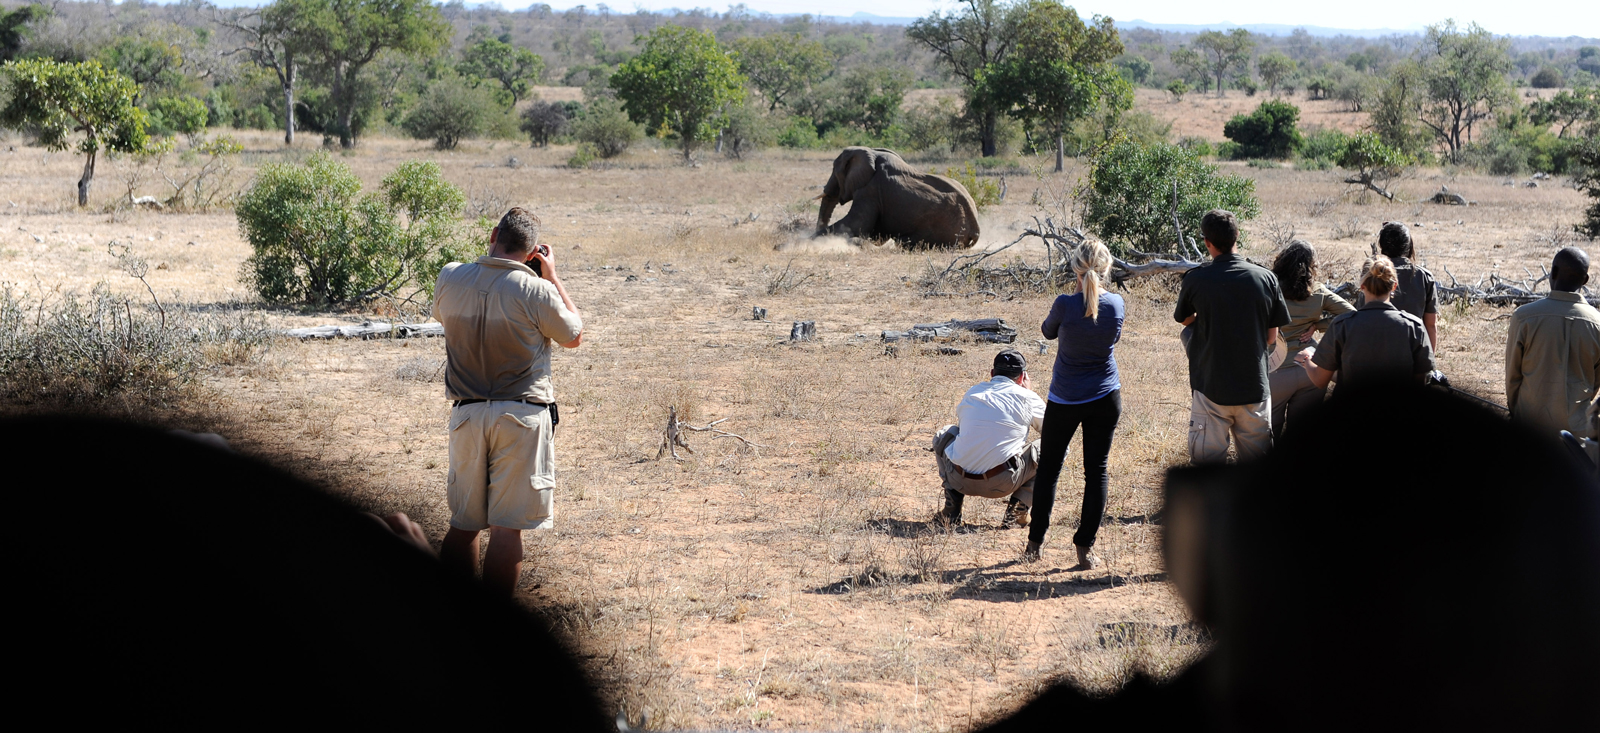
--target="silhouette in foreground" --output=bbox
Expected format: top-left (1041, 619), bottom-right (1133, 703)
top-left (983, 385), bottom-right (1600, 730)
top-left (2, 415), bottom-right (611, 729)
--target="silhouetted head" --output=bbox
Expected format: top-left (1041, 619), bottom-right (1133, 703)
top-left (1201, 210), bottom-right (1239, 253)
top-left (1377, 221), bottom-right (1413, 259)
top-left (1550, 246), bottom-right (1591, 293)
top-left (1271, 240), bottom-right (1318, 301)
top-left (1163, 387), bottom-right (1600, 729)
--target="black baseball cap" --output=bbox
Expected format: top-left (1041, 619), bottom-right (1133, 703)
top-left (993, 349), bottom-right (1026, 378)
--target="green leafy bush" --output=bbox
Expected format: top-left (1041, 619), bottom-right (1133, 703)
top-left (943, 162), bottom-right (1001, 211)
top-left (1081, 140), bottom-right (1259, 255)
top-left (572, 96), bottom-right (641, 158)
top-left (1531, 67), bottom-right (1563, 89)
top-left (776, 115), bottom-right (820, 149)
top-left (1246, 158), bottom-right (1278, 168)
top-left (146, 95), bottom-right (209, 141)
top-left (567, 143), bottom-right (598, 169)
top-left (401, 75), bottom-right (496, 149)
top-left (237, 155), bottom-right (469, 305)
top-left (1166, 79), bottom-right (1189, 101)
top-left (519, 99), bottom-right (571, 147)
top-left (1222, 99), bottom-right (1304, 159)
top-left (1216, 141), bottom-right (1242, 159)
top-left (1575, 138), bottom-right (1600, 239)
top-left (1298, 127), bottom-right (1350, 166)
top-left (720, 100), bottom-right (776, 159)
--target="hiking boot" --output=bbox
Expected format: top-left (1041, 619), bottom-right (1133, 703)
top-left (1001, 503), bottom-right (1030, 528)
top-left (1021, 540), bottom-right (1042, 562)
top-left (1073, 545), bottom-right (1102, 570)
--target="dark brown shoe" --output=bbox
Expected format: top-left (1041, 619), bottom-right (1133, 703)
top-left (1001, 502), bottom-right (1031, 528)
top-left (1073, 544), bottom-right (1102, 570)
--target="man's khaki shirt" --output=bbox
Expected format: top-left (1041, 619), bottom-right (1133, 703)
top-left (435, 257), bottom-right (583, 404)
top-left (1505, 291), bottom-right (1600, 438)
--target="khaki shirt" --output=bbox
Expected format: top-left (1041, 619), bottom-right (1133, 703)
top-left (1280, 284), bottom-right (1356, 358)
top-left (1505, 291), bottom-right (1600, 438)
top-left (435, 257), bottom-right (583, 403)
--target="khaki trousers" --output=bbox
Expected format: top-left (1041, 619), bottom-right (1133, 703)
top-left (1188, 390), bottom-right (1272, 465)
top-left (932, 425), bottom-right (1039, 505)
top-left (447, 400), bottom-right (556, 531)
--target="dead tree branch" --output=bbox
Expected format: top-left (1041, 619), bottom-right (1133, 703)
top-left (655, 406), bottom-right (767, 461)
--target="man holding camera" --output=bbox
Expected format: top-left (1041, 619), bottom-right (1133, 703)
top-left (433, 207), bottom-right (583, 595)
top-left (932, 350), bottom-right (1045, 544)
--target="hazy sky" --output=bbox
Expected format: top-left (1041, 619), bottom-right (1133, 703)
top-left (510, 0), bottom-right (1599, 38)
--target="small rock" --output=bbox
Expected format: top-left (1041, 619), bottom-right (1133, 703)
top-left (625, 274), bottom-right (639, 282)
top-left (752, 306), bottom-right (768, 321)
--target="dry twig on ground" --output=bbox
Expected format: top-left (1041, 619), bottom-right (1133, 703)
top-left (655, 405), bottom-right (768, 461)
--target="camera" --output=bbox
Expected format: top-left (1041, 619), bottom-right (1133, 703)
top-left (527, 243), bottom-right (549, 276)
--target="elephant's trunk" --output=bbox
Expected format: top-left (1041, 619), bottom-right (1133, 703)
top-left (816, 175), bottom-right (841, 235)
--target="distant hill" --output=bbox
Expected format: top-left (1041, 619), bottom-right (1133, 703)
top-left (1116, 19), bottom-right (1425, 38)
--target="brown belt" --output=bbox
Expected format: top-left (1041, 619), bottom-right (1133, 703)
top-left (955, 455), bottom-right (1017, 480)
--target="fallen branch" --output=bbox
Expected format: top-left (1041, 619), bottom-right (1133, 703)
top-left (283, 321), bottom-right (444, 340)
top-left (655, 406), bottom-right (768, 461)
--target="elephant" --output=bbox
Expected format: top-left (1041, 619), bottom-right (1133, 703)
top-left (815, 147), bottom-right (981, 249)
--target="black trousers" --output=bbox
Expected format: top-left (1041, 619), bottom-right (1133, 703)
top-left (1030, 390), bottom-right (1121, 547)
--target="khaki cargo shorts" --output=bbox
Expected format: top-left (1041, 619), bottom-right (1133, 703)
top-left (447, 400), bottom-right (556, 531)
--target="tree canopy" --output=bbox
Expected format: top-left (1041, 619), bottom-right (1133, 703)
top-left (1416, 20), bottom-right (1512, 163)
top-left (1, 58), bottom-right (150, 205)
top-left (458, 36), bottom-right (545, 106)
top-left (1192, 28), bottom-right (1254, 97)
top-left (906, 0), bottom-right (1020, 157)
top-left (611, 25), bottom-right (745, 162)
top-left (729, 33), bottom-right (831, 112)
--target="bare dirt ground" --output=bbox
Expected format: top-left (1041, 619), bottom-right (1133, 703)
top-left (0, 115), bottom-right (1592, 730)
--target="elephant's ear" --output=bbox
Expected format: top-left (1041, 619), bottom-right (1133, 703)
top-left (837, 149), bottom-right (877, 203)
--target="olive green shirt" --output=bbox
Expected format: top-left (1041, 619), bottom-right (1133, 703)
top-left (1505, 291), bottom-right (1600, 439)
top-left (1280, 285), bottom-right (1357, 364)
top-left (436, 256), bottom-right (583, 404)
top-left (1313, 301), bottom-right (1435, 386)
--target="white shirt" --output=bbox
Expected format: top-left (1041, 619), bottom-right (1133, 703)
top-left (944, 376), bottom-right (1046, 473)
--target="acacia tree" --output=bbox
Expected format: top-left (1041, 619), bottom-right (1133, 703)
top-left (1169, 46), bottom-right (1210, 94)
top-left (978, 0), bottom-right (1128, 172)
top-left (1257, 51), bottom-right (1296, 96)
top-left (458, 37), bottom-right (545, 106)
top-left (1338, 132), bottom-right (1410, 201)
top-left (611, 25), bottom-right (745, 162)
top-left (1415, 20), bottom-right (1512, 163)
top-left (1, 59), bottom-right (150, 206)
top-left (1193, 28), bottom-right (1254, 97)
top-left (217, 5), bottom-right (299, 145)
top-left (276, 0), bottom-right (448, 148)
top-left (729, 33), bottom-right (832, 112)
top-left (1530, 88), bottom-right (1600, 139)
top-left (906, 0), bottom-right (1020, 157)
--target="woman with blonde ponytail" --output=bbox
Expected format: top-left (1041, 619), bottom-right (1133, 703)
top-left (1027, 240), bottom-right (1124, 568)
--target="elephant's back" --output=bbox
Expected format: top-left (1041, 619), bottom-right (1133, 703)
top-left (883, 172), bottom-right (981, 248)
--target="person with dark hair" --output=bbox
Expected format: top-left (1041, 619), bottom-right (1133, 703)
top-left (433, 207), bottom-right (584, 595)
top-left (1306, 255), bottom-right (1434, 389)
top-left (933, 350), bottom-right (1046, 538)
top-left (1367, 222), bottom-right (1440, 350)
top-left (1174, 209), bottom-right (1291, 464)
top-left (1267, 240), bottom-right (1354, 437)
top-left (1506, 246), bottom-right (1600, 449)
top-left (1031, 240), bottom-right (1124, 569)
top-left (979, 386), bottom-right (1600, 731)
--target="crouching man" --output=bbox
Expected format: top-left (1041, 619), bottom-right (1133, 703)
top-left (933, 350), bottom-right (1045, 533)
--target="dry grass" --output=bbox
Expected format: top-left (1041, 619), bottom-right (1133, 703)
top-left (0, 100), bottom-right (1593, 730)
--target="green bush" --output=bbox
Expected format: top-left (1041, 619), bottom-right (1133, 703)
top-left (236, 154), bottom-right (469, 305)
top-left (571, 96), bottom-right (641, 158)
top-left (1575, 138), bottom-right (1600, 239)
top-left (1531, 67), bottom-right (1564, 89)
top-left (776, 116), bottom-right (821, 149)
top-left (1222, 99), bottom-right (1304, 159)
top-left (519, 99), bottom-right (570, 147)
top-left (899, 99), bottom-right (957, 153)
top-left (401, 76), bottom-right (496, 149)
top-left (721, 101), bottom-right (776, 159)
top-left (567, 143), bottom-right (598, 168)
top-left (1166, 79), bottom-right (1189, 101)
top-left (1081, 140), bottom-right (1259, 255)
top-left (943, 162), bottom-right (1001, 211)
top-left (146, 95), bottom-right (208, 139)
top-left (1246, 158), bottom-right (1279, 169)
top-left (1298, 127), bottom-right (1350, 164)
top-left (1216, 141), bottom-right (1242, 159)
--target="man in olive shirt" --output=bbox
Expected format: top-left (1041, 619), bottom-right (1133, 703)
top-left (1174, 210), bottom-right (1291, 464)
top-left (434, 207), bottom-right (584, 595)
top-left (1506, 247), bottom-right (1600, 446)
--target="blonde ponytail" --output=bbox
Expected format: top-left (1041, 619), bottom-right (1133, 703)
top-left (1068, 240), bottom-right (1114, 321)
top-left (1361, 255), bottom-right (1398, 298)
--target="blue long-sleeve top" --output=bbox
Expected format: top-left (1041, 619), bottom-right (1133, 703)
top-left (1041, 292), bottom-right (1125, 404)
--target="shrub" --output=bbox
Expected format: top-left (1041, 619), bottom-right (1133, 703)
top-left (1338, 131), bottom-right (1411, 200)
top-left (1576, 138), bottom-right (1600, 239)
top-left (1216, 141), bottom-right (1242, 159)
top-left (567, 143), bottom-right (598, 169)
top-left (1247, 158), bottom-right (1278, 169)
top-left (145, 95), bottom-right (208, 140)
top-left (237, 154), bottom-right (469, 305)
top-left (1223, 99), bottom-right (1304, 159)
top-left (571, 96), bottom-right (641, 158)
top-left (776, 115), bottom-right (820, 149)
top-left (0, 283), bottom-right (269, 407)
top-left (943, 162), bottom-right (1001, 211)
top-left (1531, 67), bottom-right (1564, 89)
top-left (519, 99), bottom-right (570, 147)
top-left (1081, 140), bottom-right (1259, 255)
top-left (401, 76), bottom-right (496, 149)
top-left (1298, 128), bottom-right (1350, 163)
top-left (1177, 136), bottom-right (1213, 157)
top-left (721, 101), bottom-right (776, 159)
top-left (1166, 79), bottom-right (1189, 101)
top-left (899, 99), bottom-right (957, 153)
